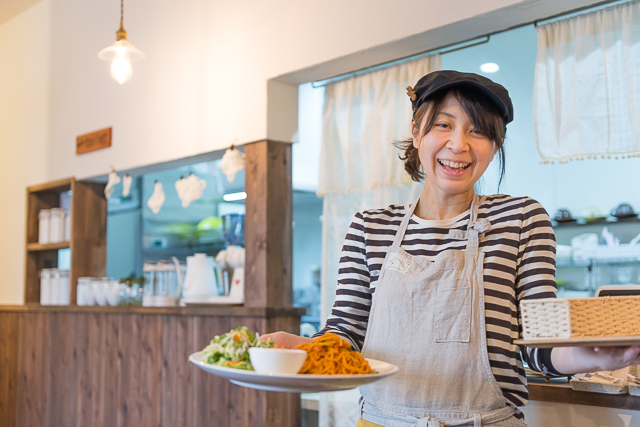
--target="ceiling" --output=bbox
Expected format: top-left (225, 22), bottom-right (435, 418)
top-left (0, 0), bottom-right (41, 25)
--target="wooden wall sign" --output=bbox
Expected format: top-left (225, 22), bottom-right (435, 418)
top-left (76, 127), bottom-right (112, 155)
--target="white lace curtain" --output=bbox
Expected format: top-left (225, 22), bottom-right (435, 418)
top-left (534, 0), bottom-right (640, 163)
top-left (316, 54), bottom-right (440, 427)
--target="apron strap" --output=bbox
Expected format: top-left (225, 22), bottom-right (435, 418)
top-left (390, 198), bottom-right (420, 251)
top-left (465, 195), bottom-right (488, 254)
top-left (391, 195), bottom-right (490, 253)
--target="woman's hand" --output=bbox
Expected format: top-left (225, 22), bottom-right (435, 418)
top-left (551, 345), bottom-right (640, 374)
top-left (260, 331), bottom-right (313, 349)
top-left (591, 345), bottom-right (640, 371)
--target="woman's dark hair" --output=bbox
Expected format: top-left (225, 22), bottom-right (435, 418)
top-left (394, 87), bottom-right (507, 189)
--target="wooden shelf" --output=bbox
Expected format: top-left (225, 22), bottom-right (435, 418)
top-left (24, 178), bottom-right (107, 305)
top-left (26, 242), bottom-right (70, 251)
top-left (27, 177), bottom-right (73, 193)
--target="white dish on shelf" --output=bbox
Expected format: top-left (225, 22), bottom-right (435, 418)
top-left (189, 351), bottom-right (399, 392)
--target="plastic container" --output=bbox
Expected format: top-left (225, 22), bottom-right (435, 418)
top-left (40, 268), bottom-right (52, 305)
top-left (48, 208), bottom-right (65, 243)
top-left (38, 210), bottom-right (50, 244)
top-left (50, 269), bottom-right (61, 305)
top-left (58, 270), bottom-right (70, 305)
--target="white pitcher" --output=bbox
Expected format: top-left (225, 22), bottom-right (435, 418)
top-left (181, 253), bottom-right (218, 302)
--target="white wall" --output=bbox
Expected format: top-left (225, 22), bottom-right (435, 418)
top-left (0, 1), bottom-right (51, 304)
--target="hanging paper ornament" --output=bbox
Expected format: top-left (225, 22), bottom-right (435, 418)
top-left (175, 175), bottom-right (188, 204)
top-left (220, 146), bottom-right (245, 183)
top-left (104, 169), bottom-right (121, 198)
top-left (122, 174), bottom-right (133, 198)
top-left (147, 181), bottom-right (165, 214)
top-left (180, 173), bottom-right (207, 208)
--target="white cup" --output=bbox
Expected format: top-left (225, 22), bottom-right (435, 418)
top-left (77, 277), bottom-right (95, 306)
top-left (106, 280), bottom-right (120, 306)
top-left (92, 280), bottom-right (108, 306)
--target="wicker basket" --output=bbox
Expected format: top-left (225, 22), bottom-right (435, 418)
top-left (521, 297), bottom-right (640, 340)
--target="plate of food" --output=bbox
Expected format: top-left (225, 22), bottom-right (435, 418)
top-left (189, 327), bottom-right (399, 392)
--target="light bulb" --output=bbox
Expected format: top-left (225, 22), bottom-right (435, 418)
top-left (98, 39), bottom-right (145, 84)
top-left (480, 63), bottom-right (500, 73)
top-left (110, 47), bottom-right (132, 84)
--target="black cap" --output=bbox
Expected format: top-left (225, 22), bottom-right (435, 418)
top-left (406, 70), bottom-right (514, 124)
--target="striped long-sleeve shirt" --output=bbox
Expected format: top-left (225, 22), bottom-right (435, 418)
top-left (317, 194), bottom-right (558, 410)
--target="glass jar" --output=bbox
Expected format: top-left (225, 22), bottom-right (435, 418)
top-left (118, 282), bottom-right (132, 306)
top-left (77, 277), bottom-right (95, 306)
top-left (155, 261), bottom-right (178, 306)
top-left (38, 210), bottom-right (50, 244)
top-left (155, 261), bottom-right (169, 298)
top-left (40, 268), bottom-right (52, 305)
top-left (48, 208), bottom-right (65, 243)
top-left (142, 262), bottom-right (156, 307)
top-left (129, 278), bottom-right (144, 306)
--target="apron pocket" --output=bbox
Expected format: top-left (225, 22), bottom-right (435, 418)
top-left (434, 280), bottom-right (472, 343)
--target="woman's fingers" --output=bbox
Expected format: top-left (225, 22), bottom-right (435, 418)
top-left (259, 331), bottom-right (299, 349)
top-left (260, 331), bottom-right (314, 349)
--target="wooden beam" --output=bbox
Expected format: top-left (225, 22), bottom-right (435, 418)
top-left (244, 140), bottom-right (293, 308)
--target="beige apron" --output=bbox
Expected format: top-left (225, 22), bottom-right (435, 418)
top-left (359, 195), bottom-right (523, 427)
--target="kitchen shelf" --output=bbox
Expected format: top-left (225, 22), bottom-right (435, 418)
top-left (24, 178), bottom-right (107, 305)
top-left (553, 216), bottom-right (640, 228)
top-left (26, 242), bottom-right (70, 251)
top-left (558, 258), bottom-right (640, 268)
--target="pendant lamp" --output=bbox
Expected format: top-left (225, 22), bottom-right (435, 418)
top-left (98, 0), bottom-right (145, 84)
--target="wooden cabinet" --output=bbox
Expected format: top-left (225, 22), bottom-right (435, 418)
top-left (24, 177), bottom-right (107, 305)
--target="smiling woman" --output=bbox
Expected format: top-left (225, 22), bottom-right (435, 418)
top-left (263, 70), bottom-right (640, 427)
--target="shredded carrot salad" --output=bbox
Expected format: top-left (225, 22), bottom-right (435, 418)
top-left (295, 332), bottom-right (375, 375)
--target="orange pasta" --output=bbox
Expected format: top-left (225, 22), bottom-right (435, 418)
top-left (295, 332), bottom-right (375, 375)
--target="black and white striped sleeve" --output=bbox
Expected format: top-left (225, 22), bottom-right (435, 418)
top-left (315, 212), bottom-right (374, 351)
top-left (515, 198), bottom-right (562, 376)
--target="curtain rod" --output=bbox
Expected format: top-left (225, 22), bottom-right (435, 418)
top-left (311, 36), bottom-right (490, 88)
top-left (310, 0), bottom-right (623, 89)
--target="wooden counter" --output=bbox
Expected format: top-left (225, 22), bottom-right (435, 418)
top-left (528, 381), bottom-right (640, 410)
top-left (0, 305), bottom-right (304, 427)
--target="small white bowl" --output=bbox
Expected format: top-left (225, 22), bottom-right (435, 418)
top-left (249, 348), bottom-right (307, 374)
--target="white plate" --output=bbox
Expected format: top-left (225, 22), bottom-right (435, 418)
top-left (180, 295), bottom-right (244, 306)
top-left (189, 351), bottom-right (399, 393)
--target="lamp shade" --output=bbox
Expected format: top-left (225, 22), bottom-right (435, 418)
top-left (98, 40), bottom-right (145, 84)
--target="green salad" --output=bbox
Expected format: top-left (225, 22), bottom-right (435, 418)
top-left (202, 326), bottom-right (274, 370)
